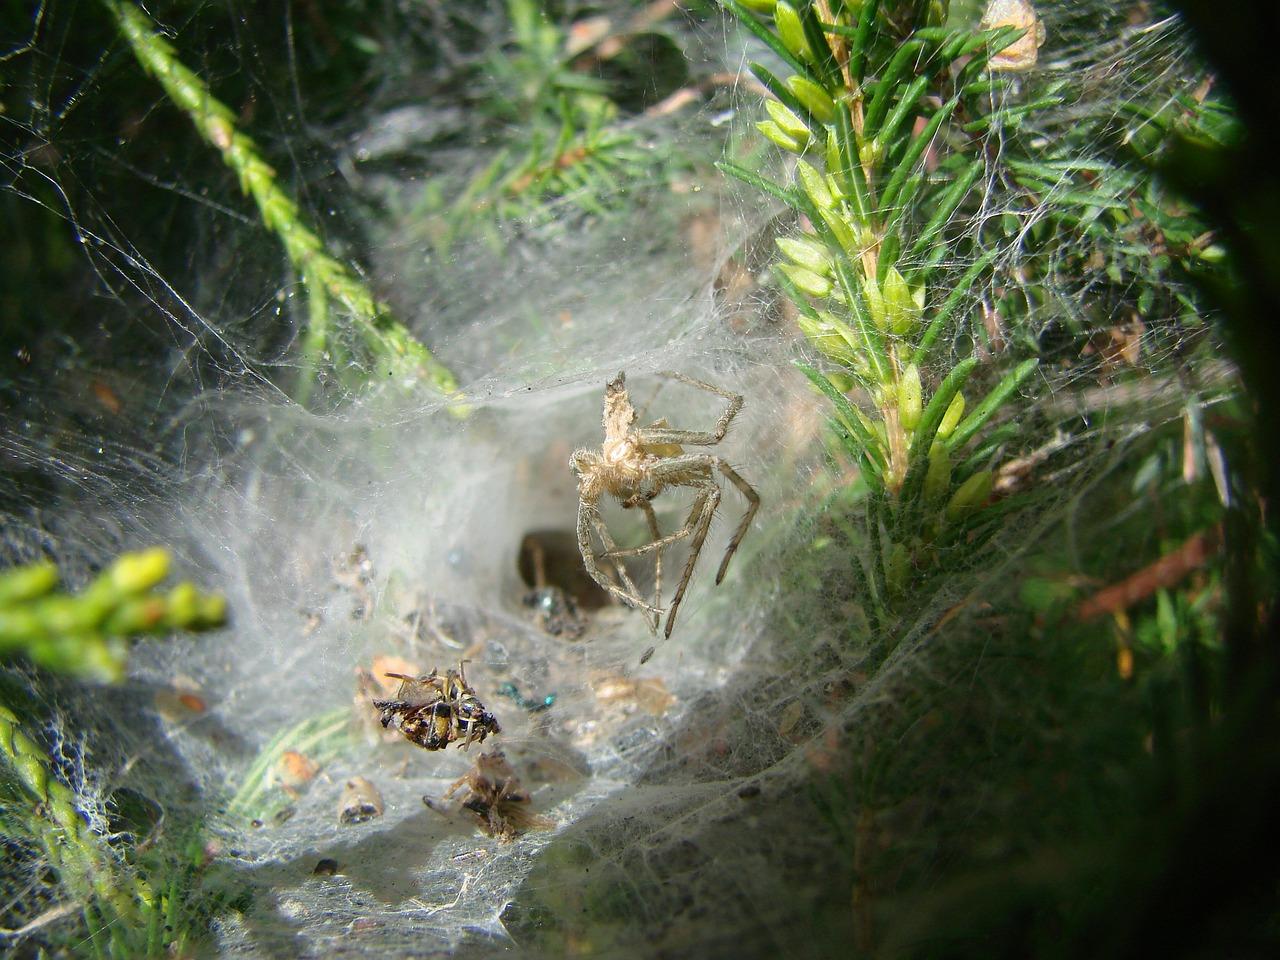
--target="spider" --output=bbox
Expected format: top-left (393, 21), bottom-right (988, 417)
top-left (569, 371), bottom-right (759, 646)
top-left (371, 661), bottom-right (500, 750)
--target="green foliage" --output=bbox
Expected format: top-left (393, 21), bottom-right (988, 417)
top-left (99, 0), bottom-right (462, 403)
top-left (0, 549), bottom-right (226, 682)
top-left (988, 88), bottom-right (1237, 362)
top-left (719, 0), bottom-right (1050, 620)
top-left (415, 0), bottom-right (680, 254)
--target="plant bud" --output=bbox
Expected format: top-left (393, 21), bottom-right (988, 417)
top-left (773, 2), bottom-right (814, 62)
top-left (165, 581), bottom-right (201, 627)
top-left (765, 99), bottom-right (811, 140)
top-left (757, 120), bottom-right (806, 153)
top-left (0, 562), bottom-right (58, 606)
top-left (885, 541), bottom-right (910, 595)
top-left (786, 75), bottom-right (837, 123)
top-left (778, 262), bottom-right (832, 298)
top-left (937, 390), bottom-right (966, 439)
top-left (825, 132), bottom-right (843, 179)
top-left (924, 442), bottom-right (952, 502)
top-left (796, 160), bottom-right (833, 211)
top-left (798, 315), bottom-right (858, 368)
top-left (199, 593), bottom-right (228, 627)
top-left (36, 596), bottom-right (99, 636)
top-left (946, 470), bottom-right (994, 521)
top-left (81, 637), bottom-right (127, 683)
top-left (0, 606), bottom-right (43, 644)
top-left (776, 236), bottom-right (834, 276)
top-left (104, 596), bottom-right (167, 635)
top-left (862, 273), bottom-right (887, 329)
top-left (898, 364), bottom-right (922, 430)
top-left (818, 207), bottom-right (857, 253)
top-left (857, 137), bottom-right (884, 169)
top-left (109, 548), bottom-right (171, 595)
top-left (883, 266), bottom-right (921, 335)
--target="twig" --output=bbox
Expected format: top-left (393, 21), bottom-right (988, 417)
top-left (100, 0), bottom-right (461, 402)
top-left (1076, 526), bottom-right (1221, 621)
top-left (0, 707), bottom-right (146, 928)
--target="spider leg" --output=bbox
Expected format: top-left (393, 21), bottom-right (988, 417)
top-left (636, 498), bottom-right (664, 623)
top-left (663, 481), bottom-right (720, 639)
top-left (603, 496), bottom-right (701, 559)
top-left (633, 373), bottom-right (743, 447)
top-left (577, 500), bottom-right (662, 624)
top-left (712, 458), bottom-right (760, 584)
top-left (603, 454), bottom-right (715, 560)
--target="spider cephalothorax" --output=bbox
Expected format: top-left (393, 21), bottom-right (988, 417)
top-left (569, 371), bottom-right (759, 648)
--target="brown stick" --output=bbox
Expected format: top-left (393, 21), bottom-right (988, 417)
top-left (1076, 526), bottom-right (1221, 622)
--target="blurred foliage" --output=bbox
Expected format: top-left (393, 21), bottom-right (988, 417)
top-left (414, 0), bottom-right (690, 254)
top-left (0, 548), bottom-right (226, 682)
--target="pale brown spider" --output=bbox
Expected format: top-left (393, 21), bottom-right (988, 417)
top-left (569, 371), bottom-right (759, 645)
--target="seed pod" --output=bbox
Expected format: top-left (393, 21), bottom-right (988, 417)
top-left (796, 160), bottom-right (833, 211)
top-left (776, 236), bottom-right (834, 276)
top-left (765, 99), bottom-right (810, 140)
top-left (981, 0), bottom-right (1046, 73)
top-left (937, 390), bottom-right (966, 439)
top-left (946, 470), bottom-right (994, 521)
top-left (898, 364), bottom-right (922, 430)
top-left (923, 442), bottom-right (951, 502)
top-left (778, 262), bottom-right (833, 298)
top-left (786, 74), bottom-right (837, 123)
top-left (773, 2), bottom-right (814, 62)
top-left (757, 120), bottom-right (806, 153)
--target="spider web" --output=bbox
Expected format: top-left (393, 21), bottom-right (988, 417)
top-left (0, 1), bottom-right (1235, 956)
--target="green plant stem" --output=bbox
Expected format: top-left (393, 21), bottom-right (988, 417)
top-left (100, 0), bottom-right (461, 403)
top-left (0, 706), bottom-right (147, 930)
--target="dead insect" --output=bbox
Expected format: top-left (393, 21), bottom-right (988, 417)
top-left (569, 371), bottom-right (759, 643)
top-left (338, 777), bottom-right (384, 825)
top-left (443, 750), bottom-right (548, 841)
top-left (371, 661), bottom-right (501, 750)
top-left (522, 585), bottom-right (585, 639)
top-left (519, 532), bottom-right (588, 638)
